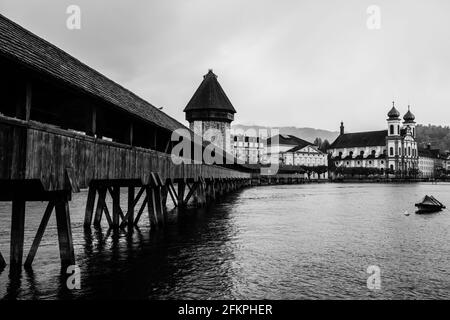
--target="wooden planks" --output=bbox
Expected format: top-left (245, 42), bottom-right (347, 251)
top-left (1, 116), bottom-right (251, 193)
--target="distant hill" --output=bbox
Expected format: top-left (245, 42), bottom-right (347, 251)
top-left (416, 124), bottom-right (450, 152)
top-left (232, 124), bottom-right (339, 144)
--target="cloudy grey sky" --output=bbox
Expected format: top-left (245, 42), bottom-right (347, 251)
top-left (1, 0), bottom-right (449, 132)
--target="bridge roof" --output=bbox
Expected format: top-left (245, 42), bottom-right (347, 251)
top-left (329, 130), bottom-right (387, 149)
top-left (0, 13), bottom-right (185, 133)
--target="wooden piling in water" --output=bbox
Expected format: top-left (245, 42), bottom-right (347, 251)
top-left (10, 198), bottom-right (26, 267)
top-left (84, 186), bottom-right (96, 228)
top-left (24, 201), bottom-right (55, 267)
top-left (54, 197), bottom-right (75, 267)
top-left (127, 186), bottom-right (135, 231)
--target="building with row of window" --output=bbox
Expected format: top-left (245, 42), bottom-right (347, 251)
top-left (263, 134), bottom-right (328, 179)
top-left (418, 145), bottom-right (449, 178)
top-left (231, 134), bottom-right (265, 164)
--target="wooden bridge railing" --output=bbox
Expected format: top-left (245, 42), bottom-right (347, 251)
top-left (0, 115), bottom-right (250, 193)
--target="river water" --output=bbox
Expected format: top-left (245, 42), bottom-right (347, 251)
top-left (1, 183), bottom-right (450, 300)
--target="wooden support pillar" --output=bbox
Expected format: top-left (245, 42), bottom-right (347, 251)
top-left (55, 198), bottom-right (75, 267)
top-left (192, 182), bottom-right (200, 207)
top-left (161, 185), bottom-right (168, 210)
top-left (153, 128), bottom-right (158, 151)
top-left (210, 179), bottom-right (216, 201)
top-left (146, 186), bottom-right (158, 227)
top-left (129, 122), bottom-right (134, 146)
top-left (10, 198), bottom-right (26, 267)
top-left (94, 187), bottom-right (112, 227)
top-left (0, 250), bottom-right (5, 269)
top-left (15, 81), bottom-right (32, 121)
top-left (127, 186), bottom-right (135, 228)
top-left (112, 186), bottom-right (121, 228)
top-left (151, 173), bottom-right (165, 224)
top-left (87, 106), bottom-right (97, 137)
top-left (167, 180), bottom-right (178, 207)
top-left (24, 201), bottom-right (55, 267)
top-left (177, 180), bottom-right (186, 208)
top-left (134, 194), bottom-right (148, 226)
top-left (84, 186), bottom-right (97, 227)
top-left (200, 179), bottom-right (207, 205)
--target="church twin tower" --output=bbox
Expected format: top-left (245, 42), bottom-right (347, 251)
top-left (386, 102), bottom-right (418, 172)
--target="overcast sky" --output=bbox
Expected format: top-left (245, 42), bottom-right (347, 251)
top-left (1, 0), bottom-right (449, 132)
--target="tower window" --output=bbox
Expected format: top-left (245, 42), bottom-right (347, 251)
top-left (390, 125), bottom-right (394, 135)
top-left (390, 147), bottom-right (394, 156)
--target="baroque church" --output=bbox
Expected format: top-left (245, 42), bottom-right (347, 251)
top-left (328, 102), bottom-right (419, 175)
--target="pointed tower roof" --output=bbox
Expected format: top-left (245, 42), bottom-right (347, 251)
top-left (184, 70), bottom-right (236, 113)
top-left (403, 105), bottom-right (415, 123)
top-left (387, 101), bottom-right (400, 119)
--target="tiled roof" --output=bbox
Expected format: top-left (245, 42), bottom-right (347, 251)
top-left (0, 13), bottom-right (185, 132)
top-left (184, 70), bottom-right (236, 113)
top-left (267, 134), bottom-right (313, 147)
top-left (286, 144), bottom-right (321, 153)
top-left (418, 148), bottom-right (441, 159)
top-left (329, 130), bottom-right (387, 149)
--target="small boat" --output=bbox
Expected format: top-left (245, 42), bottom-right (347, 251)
top-left (403, 210), bottom-right (410, 216)
top-left (415, 195), bottom-right (446, 214)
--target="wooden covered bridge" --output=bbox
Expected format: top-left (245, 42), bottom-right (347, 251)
top-left (0, 14), bottom-right (254, 270)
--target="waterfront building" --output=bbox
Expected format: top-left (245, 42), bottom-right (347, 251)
top-left (264, 134), bottom-right (328, 179)
top-left (231, 134), bottom-right (265, 164)
top-left (184, 70), bottom-right (236, 153)
top-left (328, 103), bottom-right (419, 176)
top-left (418, 145), bottom-right (448, 178)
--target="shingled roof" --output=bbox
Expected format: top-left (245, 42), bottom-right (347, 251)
top-left (329, 130), bottom-right (387, 148)
top-left (0, 13), bottom-right (185, 132)
top-left (266, 134), bottom-right (313, 146)
top-left (184, 70), bottom-right (236, 113)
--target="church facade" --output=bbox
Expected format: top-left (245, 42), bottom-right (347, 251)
top-left (328, 103), bottom-right (419, 176)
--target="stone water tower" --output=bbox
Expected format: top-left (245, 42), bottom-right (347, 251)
top-left (184, 70), bottom-right (236, 153)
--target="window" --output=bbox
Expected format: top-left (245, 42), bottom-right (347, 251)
top-left (408, 147), bottom-right (411, 156)
top-left (390, 147), bottom-right (394, 156)
top-left (234, 136), bottom-right (238, 141)
top-left (397, 125), bottom-right (400, 134)
top-left (245, 136), bottom-right (249, 142)
top-left (390, 125), bottom-right (394, 135)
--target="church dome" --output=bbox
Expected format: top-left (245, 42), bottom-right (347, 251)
top-left (387, 103), bottom-right (400, 119)
top-left (403, 106), bottom-right (415, 122)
